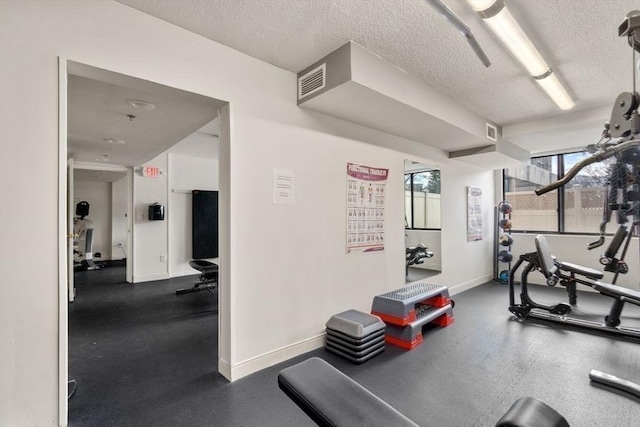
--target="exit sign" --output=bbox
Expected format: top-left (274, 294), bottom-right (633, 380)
top-left (142, 166), bottom-right (161, 178)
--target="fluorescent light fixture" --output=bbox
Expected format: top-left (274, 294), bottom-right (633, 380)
top-left (104, 138), bottom-right (126, 144)
top-left (467, 0), bottom-right (575, 110)
top-left (534, 72), bottom-right (575, 110)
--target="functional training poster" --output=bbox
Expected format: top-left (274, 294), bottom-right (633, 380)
top-left (467, 186), bottom-right (483, 241)
top-left (346, 162), bottom-right (388, 254)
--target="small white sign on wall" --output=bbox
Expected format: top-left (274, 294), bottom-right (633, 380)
top-left (273, 168), bottom-right (295, 204)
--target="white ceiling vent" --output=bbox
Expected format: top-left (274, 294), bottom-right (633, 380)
top-left (298, 63), bottom-right (326, 100)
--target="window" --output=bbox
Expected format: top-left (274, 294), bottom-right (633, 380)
top-left (405, 170), bottom-right (441, 229)
top-left (504, 155), bottom-right (558, 232)
top-left (503, 151), bottom-right (620, 234)
top-left (563, 152), bottom-right (614, 233)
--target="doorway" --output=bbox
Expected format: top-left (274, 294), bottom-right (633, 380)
top-left (60, 59), bottom-right (229, 425)
top-left (71, 163), bottom-right (131, 290)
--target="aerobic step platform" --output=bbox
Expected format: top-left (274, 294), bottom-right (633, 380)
top-left (325, 310), bottom-right (386, 364)
top-left (371, 282), bottom-right (452, 326)
top-left (384, 304), bottom-right (454, 350)
top-left (371, 283), bottom-right (454, 350)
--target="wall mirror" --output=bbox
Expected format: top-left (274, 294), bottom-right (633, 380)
top-left (404, 159), bottom-right (441, 282)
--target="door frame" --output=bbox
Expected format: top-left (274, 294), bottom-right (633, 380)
top-left (67, 158), bottom-right (75, 303)
top-left (57, 57), bottom-right (69, 426)
top-left (57, 57), bottom-right (231, 426)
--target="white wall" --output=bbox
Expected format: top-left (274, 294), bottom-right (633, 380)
top-left (0, 1), bottom-right (496, 425)
top-left (226, 114), bottom-right (496, 371)
top-left (73, 179), bottom-right (111, 261)
top-left (111, 175), bottom-right (129, 260)
top-left (131, 146), bottom-right (219, 281)
top-left (168, 152), bottom-right (219, 276)
top-left (133, 152), bottom-right (169, 282)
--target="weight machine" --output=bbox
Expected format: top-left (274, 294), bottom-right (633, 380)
top-left (73, 201), bottom-right (102, 271)
top-left (508, 11), bottom-right (640, 343)
top-left (534, 11), bottom-right (640, 285)
top-left (508, 234), bottom-right (640, 341)
top-left (405, 243), bottom-right (434, 277)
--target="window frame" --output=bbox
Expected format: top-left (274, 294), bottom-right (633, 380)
top-left (503, 150), bottom-right (620, 236)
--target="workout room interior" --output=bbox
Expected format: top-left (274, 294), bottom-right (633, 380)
top-left (1, 1), bottom-right (639, 426)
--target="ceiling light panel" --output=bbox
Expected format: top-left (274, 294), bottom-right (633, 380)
top-left (467, 0), bottom-right (575, 110)
top-left (481, 6), bottom-right (548, 76)
top-left (534, 73), bottom-right (575, 111)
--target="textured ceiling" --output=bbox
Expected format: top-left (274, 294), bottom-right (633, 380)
top-left (68, 67), bottom-right (222, 167)
top-left (74, 168), bottom-right (127, 183)
top-left (116, 0), bottom-right (638, 130)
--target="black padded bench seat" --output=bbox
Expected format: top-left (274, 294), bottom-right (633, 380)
top-left (496, 397), bottom-right (569, 427)
top-left (593, 281), bottom-right (640, 305)
top-left (278, 357), bottom-right (418, 427)
top-left (559, 261), bottom-right (603, 280)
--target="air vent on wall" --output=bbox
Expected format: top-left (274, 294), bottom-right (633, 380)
top-left (486, 122), bottom-right (498, 142)
top-left (298, 63), bottom-right (326, 100)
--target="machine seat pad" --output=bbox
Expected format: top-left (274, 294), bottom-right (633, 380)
top-left (559, 262), bottom-right (603, 280)
top-left (495, 396), bottom-right (569, 427)
top-left (593, 282), bottom-right (640, 304)
top-left (278, 357), bottom-right (418, 427)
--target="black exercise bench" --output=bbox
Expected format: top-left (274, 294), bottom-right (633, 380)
top-left (278, 357), bottom-right (417, 427)
top-left (176, 260), bottom-right (218, 295)
top-left (278, 357), bottom-right (568, 427)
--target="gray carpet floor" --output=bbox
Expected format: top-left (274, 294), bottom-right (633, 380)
top-left (69, 265), bottom-right (639, 426)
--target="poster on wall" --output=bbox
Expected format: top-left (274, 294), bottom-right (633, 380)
top-left (346, 162), bottom-right (388, 254)
top-left (467, 185), bottom-right (483, 241)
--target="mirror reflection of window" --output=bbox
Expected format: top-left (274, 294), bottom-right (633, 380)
top-left (405, 170), bottom-right (440, 229)
top-left (404, 160), bottom-right (441, 281)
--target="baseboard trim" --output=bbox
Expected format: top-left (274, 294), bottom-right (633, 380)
top-left (218, 358), bottom-right (232, 381)
top-left (133, 272), bottom-right (170, 283)
top-left (226, 334), bottom-right (325, 381)
top-left (449, 274), bottom-right (492, 296)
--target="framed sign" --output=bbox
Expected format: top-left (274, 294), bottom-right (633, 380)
top-left (467, 186), bottom-right (483, 241)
